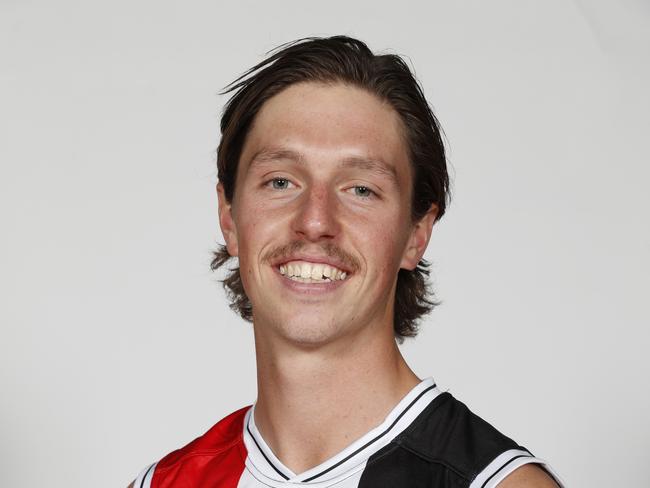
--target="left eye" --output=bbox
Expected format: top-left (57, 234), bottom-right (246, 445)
top-left (267, 177), bottom-right (292, 190)
top-left (352, 186), bottom-right (374, 198)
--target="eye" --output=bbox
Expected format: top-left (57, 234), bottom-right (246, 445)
top-left (266, 177), bottom-right (293, 190)
top-left (352, 185), bottom-right (375, 198)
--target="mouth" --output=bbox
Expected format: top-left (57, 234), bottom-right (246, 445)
top-left (278, 260), bottom-right (349, 284)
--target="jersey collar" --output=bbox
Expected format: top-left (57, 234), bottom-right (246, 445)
top-left (243, 377), bottom-right (441, 485)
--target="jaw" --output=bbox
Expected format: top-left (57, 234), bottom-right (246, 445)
top-left (247, 264), bottom-right (355, 346)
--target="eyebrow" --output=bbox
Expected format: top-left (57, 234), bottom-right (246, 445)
top-left (248, 147), bottom-right (399, 183)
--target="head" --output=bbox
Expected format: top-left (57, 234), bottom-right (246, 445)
top-left (211, 36), bottom-right (449, 340)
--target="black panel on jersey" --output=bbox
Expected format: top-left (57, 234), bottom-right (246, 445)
top-left (357, 392), bottom-right (527, 488)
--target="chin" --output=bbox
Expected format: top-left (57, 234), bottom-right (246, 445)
top-left (264, 312), bottom-right (350, 348)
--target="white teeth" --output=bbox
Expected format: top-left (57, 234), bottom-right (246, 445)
top-left (278, 261), bottom-right (349, 282)
top-left (291, 276), bottom-right (329, 283)
top-left (311, 264), bottom-right (324, 280)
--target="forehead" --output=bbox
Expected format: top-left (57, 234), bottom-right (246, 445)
top-left (238, 82), bottom-right (410, 179)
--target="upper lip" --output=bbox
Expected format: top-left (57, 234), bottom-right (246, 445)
top-left (271, 253), bottom-right (354, 274)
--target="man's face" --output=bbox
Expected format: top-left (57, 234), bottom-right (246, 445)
top-left (218, 82), bottom-right (435, 347)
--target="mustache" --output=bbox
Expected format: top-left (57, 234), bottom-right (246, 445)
top-left (262, 241), bottom-right (360, 272)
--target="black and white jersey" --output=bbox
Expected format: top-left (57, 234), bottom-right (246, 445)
top-left (134, 378), bottom-right (564, 488)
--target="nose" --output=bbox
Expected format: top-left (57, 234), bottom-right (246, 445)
top-left (291, 184), bottom-right (341, 242)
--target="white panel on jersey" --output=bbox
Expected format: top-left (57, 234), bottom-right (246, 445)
top-left (237, 461), bottom-right (367, 488)
top-left (469, 449), bottom-right (565, 488)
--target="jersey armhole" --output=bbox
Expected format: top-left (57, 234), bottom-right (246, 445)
top-left (468, 449), bottom-right (565, 488)
top-left (133, 462), bottom-right (157, 488)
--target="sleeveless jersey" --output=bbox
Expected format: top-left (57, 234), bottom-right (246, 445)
top-left (133, 378), bottom-right (564, 488)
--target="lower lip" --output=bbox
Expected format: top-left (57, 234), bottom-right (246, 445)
top-left (273, 267), bottom-right (348, 295)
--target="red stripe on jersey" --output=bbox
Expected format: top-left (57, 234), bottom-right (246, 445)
top-left (151, 406), bottom-right (249, 488)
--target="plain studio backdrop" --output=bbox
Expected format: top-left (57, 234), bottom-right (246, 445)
top-left (1, 1), bottom-right (648, 486)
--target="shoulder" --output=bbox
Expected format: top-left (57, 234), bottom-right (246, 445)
top-left (156, 405), bottom-right (249, 470)
top-left (130, 406), bottom-right (250, 488)
top-left (396, 392), bottom-right (563, 487)
top-left (398, 392), bottom-right (521, 475)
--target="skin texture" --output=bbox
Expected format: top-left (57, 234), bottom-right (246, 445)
top-left (128, 82), bottom-right (558, 487)
top-left (221, 82), bottom-right (432, 348)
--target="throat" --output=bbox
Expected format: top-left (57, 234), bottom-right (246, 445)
top-left (250, 361), bottom-right (421, 476)
top-left (245, 375), bottom-right (436, 481)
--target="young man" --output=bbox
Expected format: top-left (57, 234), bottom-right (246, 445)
top-left (130, 36), bottom-right (564, 488)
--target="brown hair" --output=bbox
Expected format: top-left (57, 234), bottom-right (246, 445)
top-left (211, 36), bottom-right (451, 341)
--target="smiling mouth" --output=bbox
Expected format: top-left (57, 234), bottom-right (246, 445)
top-left (278, 260), bottom-right (348, 283)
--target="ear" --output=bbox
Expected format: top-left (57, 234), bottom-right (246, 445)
top-left (400, 204), bottom-right (439, 270)
top-left (217, 182), bottom-right (239, 257)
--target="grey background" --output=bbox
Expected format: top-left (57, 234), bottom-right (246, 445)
top-left (1, 1), bottom-right (648, 486)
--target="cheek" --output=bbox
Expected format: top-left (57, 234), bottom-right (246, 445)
top-left (234, 224), bottom-right (264, 301)
top-left (362, 226), bottom-right (405, 275)
top-left (233, 202), bottom-right (279, 271)
top-left (236, 220), bottom-right (265, 264)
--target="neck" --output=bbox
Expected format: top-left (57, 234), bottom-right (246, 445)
top-left (252, 322), bottom-right (420, 474)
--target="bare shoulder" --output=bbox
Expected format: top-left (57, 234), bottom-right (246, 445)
top-left (127, 482), bottom-right (134, 488)
top-left (497, 463), bottom-right (560, 488)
